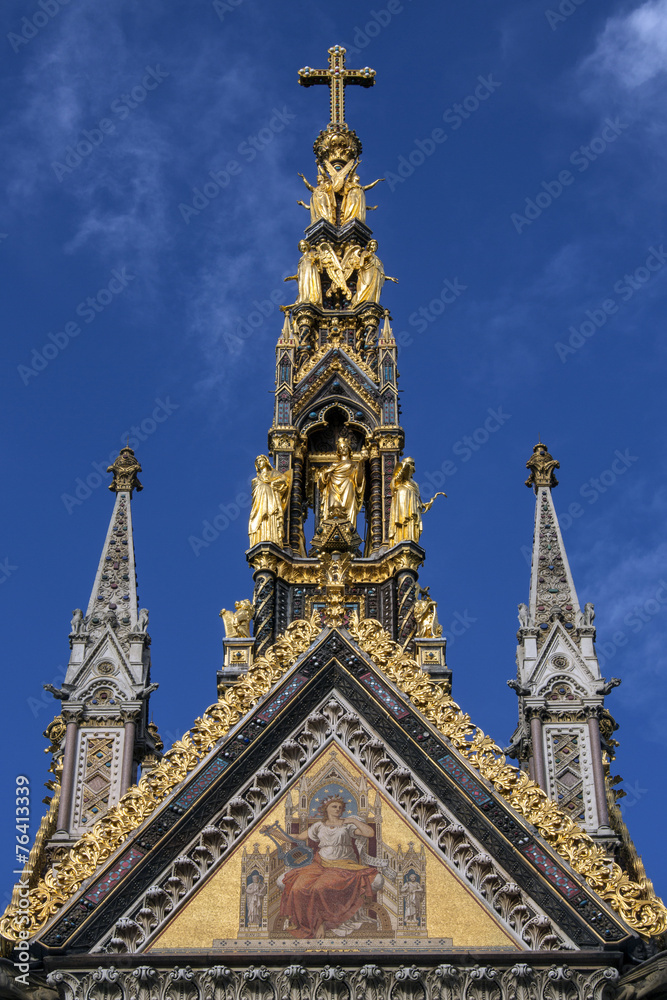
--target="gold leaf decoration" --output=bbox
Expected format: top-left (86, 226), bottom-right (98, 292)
top-left (2, 615), bottom-right (665, 943)
top-left (347, 616), bottom-right (667, 939)
top-left (0, 617), bottom-right (321, 943)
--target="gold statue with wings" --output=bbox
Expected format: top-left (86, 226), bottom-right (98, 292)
top-left (316, 241), bottom-right (364, 300)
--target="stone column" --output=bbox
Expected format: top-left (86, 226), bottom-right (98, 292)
top-left (368, 445), bottom-right (382, 552)
top-left (587, 714), bottom-right (610, 827)
top-left (121, 711), bottom-right (138, 795)
top-left (56, 711), bottom-right (81, 832)
top-left (530, 713), bottom-right (547, 790)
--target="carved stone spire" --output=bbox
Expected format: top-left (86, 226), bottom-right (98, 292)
top-left (508, 448), bottom-right (616, 844)
top-left (43, 451), bottom-right (160, 845)
top-left (82, 449), bottom-right (147, 638)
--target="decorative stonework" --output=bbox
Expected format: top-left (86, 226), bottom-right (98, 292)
top-left (71, 731), bottom-right (124, 834)
top-left (532, 491), bottom-right (577, 641)
top-left (45, 962), bottom-right (621, 1000)
top-left (4, 617), bottom-right (666, 942)
top-left (544, 728), bottom-right (590, 826)
top-left (94, 696), bottom-right (571, 954)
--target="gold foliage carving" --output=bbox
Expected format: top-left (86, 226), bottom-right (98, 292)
top-left (4, 615), bottom-right (665, 943)
top-left (0, 617), bottom-right (321, 944)
top-left (345, 616), bottom-right (667, 940)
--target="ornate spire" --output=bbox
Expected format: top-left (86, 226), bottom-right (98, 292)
top-left (86, 455), bottom-right (142, 632)
top-left (509, 447), bottom-right (617, 843)
top-left (225, 46), bottom-right (445, 669)
top-left (42, 449), bottom-right (159, 843)
top-left (526, 452), bottom-right (579, 634)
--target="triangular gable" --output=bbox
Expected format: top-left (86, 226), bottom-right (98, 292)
top-left (148, 744), bottom-right (518, 953)
top-left (292, 352), bottom-right (380, 419)
top-left (25, 626), bottom-right (638, 956)
top-left (525, 622), bottom-right (598, 693)
top-left (66, 627), bottom-right (142, 698)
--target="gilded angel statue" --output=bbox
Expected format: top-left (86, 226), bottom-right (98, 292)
top-left (340, 171), bottom-right (384, 225)
top-left (297, 166), bottom-right (335, 224)
top-left (285, 240), bottom-right (322, 307)
top-left (350, 240), bottom-right (398, 306)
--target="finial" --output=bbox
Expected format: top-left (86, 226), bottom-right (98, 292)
top-left (279, 310), bottom-right (293, 342)
top-left (298, 45), bottom-right (375, 130)
top-left (525, 441), bottom-right (559, 492)
top-left (107, 445), bottom-right (143, 494)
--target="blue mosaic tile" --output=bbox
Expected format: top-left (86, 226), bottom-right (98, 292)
top-left (438, 753), bottom-right (492, 806)
top-left (257, 673), bottom-right (309, 723)
top-left (84, 847), bottom-right (144, 904)
top-left (174, 755), bottom-right (230, 809)
top-left (521, 842), bottom-right (581, 899)
top-left (359, 673), bottom-right (410, 719)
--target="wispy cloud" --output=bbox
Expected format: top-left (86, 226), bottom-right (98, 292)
top-left (569, 478), bottom-right (667, 729)
top-left (2, 0), bottom-right (301, 382)
top-left (581, 0), bottom-right (667, 90)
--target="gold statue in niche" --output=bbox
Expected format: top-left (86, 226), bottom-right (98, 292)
top-left (284, 240), bottom-right (323, 306)
top-left (248, 456), bottom-right (292, 547)
top-left (351, 240), bottom-right (398, 306)
top-left (340, 170), bottom-right (384, 225)
top-left (318, 439), bottom-right (368, 524)
top-left (389, 458), bottom-right (446, 544)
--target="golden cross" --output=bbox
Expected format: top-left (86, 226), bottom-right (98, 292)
top-left (298, 45), bottom-right (375, 127)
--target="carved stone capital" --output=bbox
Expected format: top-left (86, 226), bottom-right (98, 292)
top-left (61, 708), bottom-right (84, 726)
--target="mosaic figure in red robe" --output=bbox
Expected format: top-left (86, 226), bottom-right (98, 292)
top-left (263, 796), bottom-right (382, 939)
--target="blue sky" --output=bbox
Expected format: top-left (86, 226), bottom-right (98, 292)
top-left (2, 0), bottom-right (667, 910)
